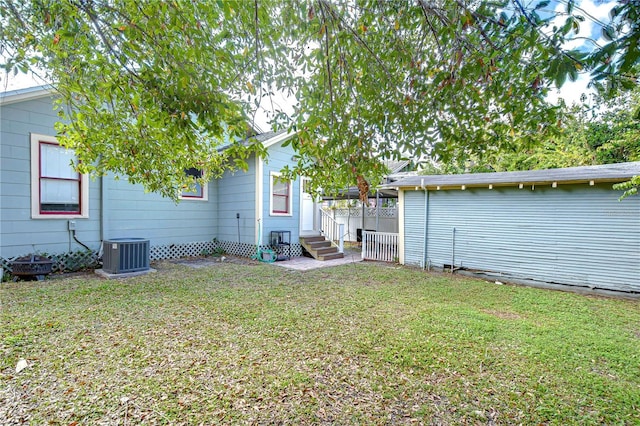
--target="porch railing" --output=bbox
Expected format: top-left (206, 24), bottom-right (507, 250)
top-left (320, 208), bottom-right (344, 253)
top-left (361, 231), bottom-right (399, 262)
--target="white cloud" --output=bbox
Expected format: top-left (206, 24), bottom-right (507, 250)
top-left (545, 0), bottom-right (617, 107)
top-left (546, 0), bottom-right (614, 51)
top-left (547, 74), bottom-right (591, 106)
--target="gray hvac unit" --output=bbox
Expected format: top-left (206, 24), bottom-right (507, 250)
top-left (102, 238), bottom-right (150, 274)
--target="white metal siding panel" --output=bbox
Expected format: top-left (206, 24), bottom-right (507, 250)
top-left (403, 190), bottom-right (426, 267)
top-left (409, 184), bottom-right (640, 293)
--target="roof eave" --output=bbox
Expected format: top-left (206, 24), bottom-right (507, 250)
top-left (0, 85), bottom-right (55, 106)
top-left (261, 130), bottom-right (297, 149)
top-left (390, 177), bottom-right (634, 191)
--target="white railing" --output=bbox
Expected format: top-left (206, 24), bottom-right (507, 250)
top-left (320, 207), bottom-right (398, 242)
top-left (320, 208), bottom-right (344, 253)
top-left (361, 231), bottom-right (399, 262)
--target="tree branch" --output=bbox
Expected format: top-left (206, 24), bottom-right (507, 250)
top-left (318, 0), bottom-right (392, 81)
top-left (317, 1), bottom-right (334, 109)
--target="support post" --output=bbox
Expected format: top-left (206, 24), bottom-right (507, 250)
top-left (376, 191), bottom-right (380, 231)
top-left (316, 206), bottom-right (322, 233)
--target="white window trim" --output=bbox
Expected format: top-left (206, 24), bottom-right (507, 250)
top-left (30, 133), bottom-right (89, 219)
top-left (178, 179), bottom-right (209, 201)
top-left (269, 171), bottom-right (292, 216)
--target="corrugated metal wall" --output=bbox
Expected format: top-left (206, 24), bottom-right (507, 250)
top-left (403, 184), bottom-right (640, 293)
top-left (403, 190), bottom-right (426, 268)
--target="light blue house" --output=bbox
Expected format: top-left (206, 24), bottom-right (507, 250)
top-left (0, 86), bottom-right (322, 271)
top-left (385, 163), bottom-right (640, 294)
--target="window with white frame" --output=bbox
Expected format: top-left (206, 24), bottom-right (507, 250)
top-left (30, 133), bottom-right (89, 219)
top-left (270, 171), bottom-right (292, 215)
top-left (179, 167), bottom-right (208, 200)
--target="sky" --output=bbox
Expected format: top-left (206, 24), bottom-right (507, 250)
top-left (544, 0), bottom-right (616, 106)
top-left (1, 1), bottom-right (617, 116)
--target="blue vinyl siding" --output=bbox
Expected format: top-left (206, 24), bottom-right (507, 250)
top-left (215, 160), bottom-right (256, 245)
top-left (402, 184), bottom-right (640, 293)
top-left (261, 140), bottom-right (300, 244)
top-left (1, 92), bottom-right (301, 260)
top-left (104, 176), bottom-right (217, 247)
top-left (1, 94), bottom-right (217, 258)
top-left (1, 96), bottom-right (101, 257)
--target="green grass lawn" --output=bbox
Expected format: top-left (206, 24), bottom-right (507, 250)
top-left (1, 260), bottom-right (639, 425)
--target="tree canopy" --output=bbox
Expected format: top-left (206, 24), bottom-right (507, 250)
top-left (1, 0), bottom-right (638, 200)
top-left (428, 87), bottom-right (640, 173)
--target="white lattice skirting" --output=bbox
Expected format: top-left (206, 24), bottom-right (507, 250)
top-left (215, 240), bottom-right (303, 258)
top-left (151, 240), bottom-right (302, 260)
top-left (150, 241), bottom-right (218, 260)
top-left (1, 251), bottom-right (99, 274)
top-left (1, 240), bottom-right (304, 276)
top-left (331, 207), bottom-right (397, 218)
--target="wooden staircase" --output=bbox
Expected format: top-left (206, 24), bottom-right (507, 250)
top-left (299, 236), bottom-right (344, 261)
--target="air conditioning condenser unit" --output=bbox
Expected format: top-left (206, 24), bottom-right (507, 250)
top-left (102, 238), bottom-right (150, 274)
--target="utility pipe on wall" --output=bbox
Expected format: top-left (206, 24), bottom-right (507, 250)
top-left (236, 213), bottom-right (241, 244)
top-left (98, 173), bottom-right (106, 258)
top-left (72, 230), bottom-right (92, 252)
top-left (451, 227), bottom-right (456, 273)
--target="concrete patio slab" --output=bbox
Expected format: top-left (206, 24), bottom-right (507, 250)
top-left (95, 268), bottom-right (156, 279)
top-left (270, 249), bottom-right (363, 271)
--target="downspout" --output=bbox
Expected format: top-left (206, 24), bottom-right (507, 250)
top-left (397, 189), bottom-right (404, 264)
top-left (98, 170), bottom-right (107, 258)
top-left (421, 179), bottom-right (428, 270)
top-left (100, 174), bottom-right (105, 242)
top-left (375, 190), bottom-right (380, 232)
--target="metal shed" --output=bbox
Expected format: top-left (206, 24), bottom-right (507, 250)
top-left (385, 162), bottom-right (640, 294)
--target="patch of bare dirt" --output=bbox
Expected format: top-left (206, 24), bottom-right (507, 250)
top-left (481, 309), bottom-right (524, 320)
top-left (168, 255), bottom-right (258, 269)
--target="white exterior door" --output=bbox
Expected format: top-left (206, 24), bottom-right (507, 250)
top-left (300, 178), bottom-right (315, 235)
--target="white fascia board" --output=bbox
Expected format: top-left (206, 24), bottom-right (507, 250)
top-left (0, 85), bottom-right (54, 106)
top-left (261, 131), bottom-right (297, 149)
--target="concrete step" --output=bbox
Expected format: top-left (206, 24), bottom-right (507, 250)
top-left (315, 246), bottom-right (338, 256)
top-left (300, 236), bottom-right (325, 244)
top-left (308, 240), bottom-right (331, 249)
top-left (319, 252), bottom-right (345, 261)
top-left (299, 236), bottom-right (344, 261)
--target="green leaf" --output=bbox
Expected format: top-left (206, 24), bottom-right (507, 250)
top-left (535, 0), bottom-right (550, 10)
top-left (0, 0), bottom-right (635, 199)
top-left (602, 25), bottom-right (616, 41)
